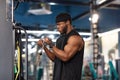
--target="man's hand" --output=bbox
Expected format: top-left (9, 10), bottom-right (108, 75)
top-left (37, 37), bottom-right (55, 61)
top-left (37, 39), bottom-right (44, 47)
top-left (44, 37), bottom-right (52, 45)
top-left (37, 37), bottom-right (53, 48)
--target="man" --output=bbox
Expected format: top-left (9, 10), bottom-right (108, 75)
top-left (37, 13), bottom-right (84, 80)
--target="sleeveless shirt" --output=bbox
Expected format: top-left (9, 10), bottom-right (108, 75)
top-left (53, 29), bottom-right (84, 80)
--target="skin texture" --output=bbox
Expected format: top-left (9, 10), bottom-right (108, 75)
top-left (37, 20), bottom-right (84, 62)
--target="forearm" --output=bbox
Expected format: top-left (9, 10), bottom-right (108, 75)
top-left (43, 46), bottom-right (55, 61)
top-left (52, 46), bottom-right (68, 62)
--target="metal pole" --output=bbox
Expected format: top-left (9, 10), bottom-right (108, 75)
top-left (90, 0), bottom-right (99, 74)
top-left (24, 29), bottom-right (28, 80)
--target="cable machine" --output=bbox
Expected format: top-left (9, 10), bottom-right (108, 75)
top-left (8, 0), bottom-right (29, 79)
top-left (13, 23), bottom-right (28, 80)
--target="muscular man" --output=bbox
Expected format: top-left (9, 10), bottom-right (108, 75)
top-left (37, 13), bottom-right (84, 80)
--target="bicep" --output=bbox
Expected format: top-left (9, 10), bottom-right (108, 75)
top-left (64, 36), bottom-right (83, 60)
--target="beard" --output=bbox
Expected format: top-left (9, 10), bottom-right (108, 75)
top-left (61, 26), bottom-right (67, 35)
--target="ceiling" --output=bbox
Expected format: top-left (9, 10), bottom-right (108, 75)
top-left (14, 0), bottom-right (120, 33)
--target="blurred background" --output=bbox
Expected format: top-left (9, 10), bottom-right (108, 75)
top-left (0, 0), bottom-right (120, 80)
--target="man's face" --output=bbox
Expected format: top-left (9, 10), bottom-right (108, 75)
top-left (56, 21), bottom-right (67, 34)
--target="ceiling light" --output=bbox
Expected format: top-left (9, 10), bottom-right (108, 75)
top-left (28, 3), bottom-right (52, 15)
top-left (96, 0), bottom-right (107, 5)
top-left (48, 2), bottom-right (57, 5)
top-left (28, 8), bottom-right (52, 15)
top-left (89, 12), bottom-right (99, 24)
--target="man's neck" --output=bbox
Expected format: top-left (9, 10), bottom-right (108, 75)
top-left (66, 25), bottom-right (73, 34)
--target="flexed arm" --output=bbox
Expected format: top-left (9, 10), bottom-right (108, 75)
top-left (52, 35), bottom-right (84, 62)
top-left (38, 35), bottom-right (84, 62)
top-left (37, 39), bottom-right (55, 61)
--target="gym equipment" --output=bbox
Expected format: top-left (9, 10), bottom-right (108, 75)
top-left (89, 62), bottom-right (97, 79)
top-left (108, 61), bottom-right (119, 80)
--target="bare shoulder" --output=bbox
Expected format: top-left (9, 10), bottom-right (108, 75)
top-left (68, 35), bottom-right (83, 43)
top-left (67, 35), bottom-right (84, 50)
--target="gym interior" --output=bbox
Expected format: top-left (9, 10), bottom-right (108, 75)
top-left (0, 0), bottom-right (120, 80)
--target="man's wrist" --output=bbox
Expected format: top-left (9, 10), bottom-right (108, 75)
top-left (42, 41), bottom-right (47, 48)
top-left (49, 42), bottom-right (54, 48)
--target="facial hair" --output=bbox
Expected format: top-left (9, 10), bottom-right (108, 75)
top-left (61, 25), bottom-right (67, 35)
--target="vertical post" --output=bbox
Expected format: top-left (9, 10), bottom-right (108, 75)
top-left (90, 0), bottom-right (99, 73)
top-left (0, 0), bottom-right (13, 80)
top-left (25, 30), bottom-right (28, 80)
top-left (118, 31), bottom-right (120, 57)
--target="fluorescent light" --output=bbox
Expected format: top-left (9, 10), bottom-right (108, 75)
top-left (21, 30), bottom-right (59, 34)
top-left (48, 2), bottom-right (57, 5)
top-left (21, 38), bottom-right (56, 42)
top-left (96, 0), bottom-right (107, 5)
top-left (28, 3), bottom-right (52, 15)
top-left (21, 30), bottom-right (91, 36)
top-left (79, 32), bottom-right (91, 36)
top-left (28, 8), bottom-right (52, 15)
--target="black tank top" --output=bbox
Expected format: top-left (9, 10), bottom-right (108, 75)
top-left (53, 29), bottom-right (84, 80)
